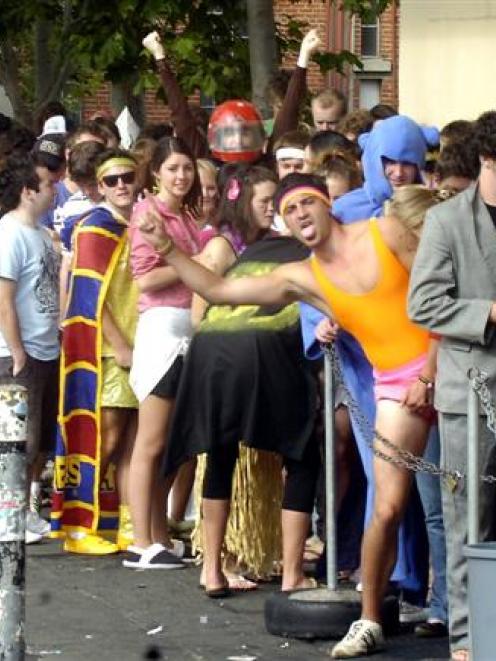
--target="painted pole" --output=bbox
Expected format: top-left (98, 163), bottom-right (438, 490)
top-left (324, 347), bottom-right (337, 591)
top-left (0, 384), bottom-right (27, 661)
top-left (467, 369), bottom-right (480, 546)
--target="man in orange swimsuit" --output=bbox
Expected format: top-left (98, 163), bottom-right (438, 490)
top-left (136, 172), bottom-right (437, 658)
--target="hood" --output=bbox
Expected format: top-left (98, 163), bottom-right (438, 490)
top-left (332, 115), bottom-right (439, 223)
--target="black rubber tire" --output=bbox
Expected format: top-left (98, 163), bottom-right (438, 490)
top-left (264, 588), bottom-right (399, 640)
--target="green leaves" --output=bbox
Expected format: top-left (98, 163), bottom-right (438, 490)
top-left (0, 0), bottom-right (392, 127)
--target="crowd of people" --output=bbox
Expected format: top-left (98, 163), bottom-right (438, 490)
top-left (0, 27), bottom-right (494, 661)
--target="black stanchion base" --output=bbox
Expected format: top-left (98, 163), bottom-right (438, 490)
top-left (264, 587), bottom-right (399, 640)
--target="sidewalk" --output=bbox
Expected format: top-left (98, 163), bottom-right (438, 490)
top-left (26, 540), bottom-right (449, 661)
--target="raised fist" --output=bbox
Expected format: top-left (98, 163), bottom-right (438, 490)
top-left (142, 31), bottom-right (165, 61)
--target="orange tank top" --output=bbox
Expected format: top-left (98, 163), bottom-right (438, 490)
top-left (310, 218), bottom-right (429, 371)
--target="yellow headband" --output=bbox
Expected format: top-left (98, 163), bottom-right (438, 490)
top-left (96, 157), bottom-right (137, 180)
top-left (279, 186), bottom-right (330, 217)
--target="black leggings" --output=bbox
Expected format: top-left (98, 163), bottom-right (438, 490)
top-left (202, 437), bottom-right (321, 514)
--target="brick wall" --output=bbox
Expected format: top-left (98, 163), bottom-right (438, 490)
top-left (81, 1), bottom-right (399, 123)
top-left (82, 84), bottom-right (172, 124)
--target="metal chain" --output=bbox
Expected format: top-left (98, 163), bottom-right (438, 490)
top-left (324, 344), bottom-right (496, 488)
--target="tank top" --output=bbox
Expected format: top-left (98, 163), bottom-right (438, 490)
top-left (310, 218), bottom-right (428, 371)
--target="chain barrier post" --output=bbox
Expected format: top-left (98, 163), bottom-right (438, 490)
top-left (0, 384), bottom-right (28, 661)
top-left (467, 369), bottom-right (481, 546)
top-left (324, 345), bottom-right (337, 591)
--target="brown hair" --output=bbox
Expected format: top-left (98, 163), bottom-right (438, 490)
top-left (151, 136), bottom-right (202, 215)
top-left (216, 165), bottom-right (277, 243)
top-left (66, 121), bottom-right (110, 150)
top-left (273, 129), bottom-right (310, 153)
top-left (131, 137), bottom-right (156, 194)
top-left (68, 141), bottom-right (106, 185)
top-left (316, 154), bottom-right (362, 191)
top-left (337, 110), bottom-right (374, 140)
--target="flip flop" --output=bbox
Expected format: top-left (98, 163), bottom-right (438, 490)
top-left (205, 583), bottom-right (231, 599)
top-left (225, 574), bottom-right (258, 591)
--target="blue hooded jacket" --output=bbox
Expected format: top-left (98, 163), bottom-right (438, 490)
top-left (299, 115), bottom-right (439, 593)
top-left (332, 115), bottom-right (439, 223)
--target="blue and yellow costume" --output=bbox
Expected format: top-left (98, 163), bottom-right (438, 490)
top-left (51, 206), bottom-right (134, 538)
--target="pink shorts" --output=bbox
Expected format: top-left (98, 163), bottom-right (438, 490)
top-left (374, 354), bottom-right (436, 402)
top-left (373, 354), bottom-right (429, 402)
top-left (373, 354), bottom-right (437, 424)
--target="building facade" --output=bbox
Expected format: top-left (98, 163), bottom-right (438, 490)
top-left (81, 1), bottom-right (400, 123)
top-left (274, 0), bottom-right (399, 110)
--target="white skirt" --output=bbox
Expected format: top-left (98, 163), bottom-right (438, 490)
top-left (129, 306), bottom-right (192, 403)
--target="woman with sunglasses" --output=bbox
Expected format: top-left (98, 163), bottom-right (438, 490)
top-left (125, 136), bottom-right (203, 569)
top-left (53, 149), bottom-right (140, 555)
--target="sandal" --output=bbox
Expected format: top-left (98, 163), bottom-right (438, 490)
top-left (451, 651), bottom-right (470, 661)
top-left (122, 543), bottom-right (185, 570)
top-left (225, 573), bottom-right (258, 591)
top-left (304, 536), bottom-right (324, 562)
top-left (282, 576), bottom-right (318, 592)
top-left (205, 583), bottom-right (231, 599)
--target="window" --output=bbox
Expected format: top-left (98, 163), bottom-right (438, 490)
top-left (359, 79), bottom-right (381, 109)
top-left (361, 19), bottom-right (379, 57)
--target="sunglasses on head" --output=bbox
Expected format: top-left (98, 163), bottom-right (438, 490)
top-left (101, 171), bottom-right (136, 187)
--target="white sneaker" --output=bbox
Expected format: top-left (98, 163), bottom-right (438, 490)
top-left (26, 528), bottom-right (43, 545)
top-left (331, 619), bottom-right (385, 658)
top-left (399, 601), bottom-right (428, 624)
top-left (26, 510), bottom-right (51, 537)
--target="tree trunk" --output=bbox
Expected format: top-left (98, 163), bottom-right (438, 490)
top-left (111, 78), bottom-right (145, 129)
top-left (0, 40), bottom-right (33, 127)
top-left (34, 19), bottom-right (53, 106)
top-left (246, 0), bottom-right (278, 118)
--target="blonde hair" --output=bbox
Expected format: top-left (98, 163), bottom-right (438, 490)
top-left (312, 89), bottom-right (347, 111)
top-left (197, 158), bottom-right (218, 180)
top-left (384, 185), bottom-right (441, 238)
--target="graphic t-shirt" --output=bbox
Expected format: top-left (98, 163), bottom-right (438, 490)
top-left (39, 180), bottom-right (72, 231)
top-left (0, 213), bottom-right (60, 360)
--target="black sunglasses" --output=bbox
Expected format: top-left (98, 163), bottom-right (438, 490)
top-left (101, 171), bottom-right (136, 187)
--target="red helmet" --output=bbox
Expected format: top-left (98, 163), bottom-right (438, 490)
top-left (208, 100), bottom-right (265, 163)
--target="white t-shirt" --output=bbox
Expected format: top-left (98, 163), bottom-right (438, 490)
top-left (0, 213), bottom-right (60, 360)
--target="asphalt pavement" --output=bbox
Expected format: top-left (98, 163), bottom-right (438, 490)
top-left (26, 539), bottom-right (450, 661)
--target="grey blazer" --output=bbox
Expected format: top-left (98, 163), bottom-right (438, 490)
top-left (408, 182), bottom-right (496, 415)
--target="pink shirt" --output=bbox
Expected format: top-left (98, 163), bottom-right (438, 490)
top-left (130, 197), bottom-right (202, 313)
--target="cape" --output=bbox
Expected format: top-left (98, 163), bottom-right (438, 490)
top-left (51, 206), bottom-right (127, 536)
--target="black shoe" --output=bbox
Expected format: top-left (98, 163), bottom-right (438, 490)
top-left (414, 621), bottom-right (448, 638)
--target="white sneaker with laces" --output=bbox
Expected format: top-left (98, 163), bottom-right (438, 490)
top-left (26, 510), bottom-right (51, 537)
top-left (399, 601), bottom-right (428, 624)
top-left (331, 619), bottom-right (385, 658)
top-left (25, 528), bottom-right (43, 545)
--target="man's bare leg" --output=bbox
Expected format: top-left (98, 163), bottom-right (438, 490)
top-left (360, 400), bottom-right (430, 622)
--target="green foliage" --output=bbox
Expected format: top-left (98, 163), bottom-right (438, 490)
top-left (0, 0), bottom-right (392, 121)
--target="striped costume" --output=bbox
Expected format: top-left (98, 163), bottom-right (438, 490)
top-left (51, 207), bottom-right (128, 537)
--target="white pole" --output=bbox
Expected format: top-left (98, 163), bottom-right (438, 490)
top-left (467, 369), bottom-right (480, 546)
top-left (324, 347), bottom-right (337, 590)
top-left (0, 384), bottom-right (27, 660)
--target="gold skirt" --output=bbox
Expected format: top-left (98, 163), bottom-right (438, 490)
top-left (192, 444), bottom-right (283, 578)
top-left (101, 357), bottom-right (138, 409)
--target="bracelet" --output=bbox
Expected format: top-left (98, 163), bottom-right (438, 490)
top-left (156, 238), bottom-right (174, 257)
top-left (418, 375), bottom-right (434, 388)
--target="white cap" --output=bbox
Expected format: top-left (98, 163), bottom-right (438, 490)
top-left (40, 115), bottom-right (66, 136)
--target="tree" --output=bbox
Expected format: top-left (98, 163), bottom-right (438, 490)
top-left (0, 0), bottom-right (393, 128)
top-left (247, 0), bottom-right (278, 117)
